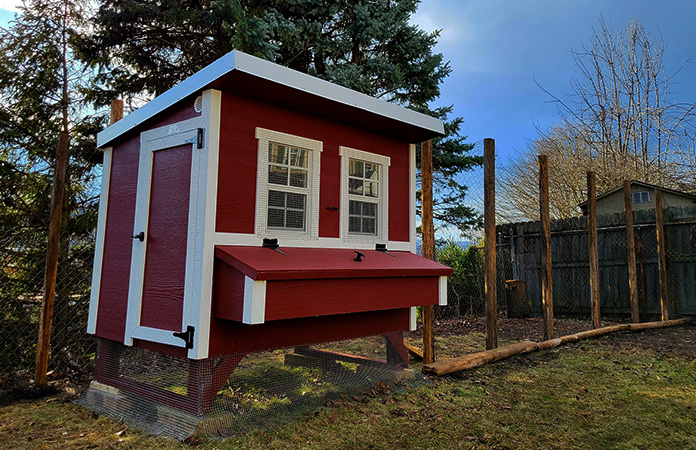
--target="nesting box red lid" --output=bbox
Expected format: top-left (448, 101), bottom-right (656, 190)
top-left (214, 246), bottom-right (452, 281)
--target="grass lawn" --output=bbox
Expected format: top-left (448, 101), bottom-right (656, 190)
top-left (1, 324), bottom-right (695, 449)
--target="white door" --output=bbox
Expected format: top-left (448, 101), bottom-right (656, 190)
top-left (124, 116), bottom-right (205, 350)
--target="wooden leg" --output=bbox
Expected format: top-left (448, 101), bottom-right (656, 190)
top-left (384, 332), bottom-right (408, 368)
top-left (192, 355), bottom-right (244, 414)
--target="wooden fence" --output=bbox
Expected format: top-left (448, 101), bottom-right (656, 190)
top-left (497, 206), bottom-right (696, 318)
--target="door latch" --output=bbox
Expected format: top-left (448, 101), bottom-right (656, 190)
top-left (131, 231), bottom-right (145, 242)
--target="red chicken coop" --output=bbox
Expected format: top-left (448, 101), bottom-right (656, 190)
top-left (85, 50), bottom-right (451, 415)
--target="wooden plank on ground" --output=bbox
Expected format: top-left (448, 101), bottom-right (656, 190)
top-left (422, 318), bottom-right (692, 376)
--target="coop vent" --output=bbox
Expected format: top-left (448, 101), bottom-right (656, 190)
top-left (194, 95), bottom-right (203, 113)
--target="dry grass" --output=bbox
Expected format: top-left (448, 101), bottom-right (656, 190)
top-left (2, 324), bottom-right (695, 449)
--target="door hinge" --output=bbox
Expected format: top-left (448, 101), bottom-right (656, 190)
top-left (197, 128), bottom-right (204, 149)
top-left (173, 325), bottom-right (195, 349)
top-left (184, 128), bottom-right (204, 149)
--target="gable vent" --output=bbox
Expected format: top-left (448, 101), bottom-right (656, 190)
top-left (194, 95), bottom-right (203, 113)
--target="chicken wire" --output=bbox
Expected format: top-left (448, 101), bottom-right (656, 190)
top-left (1, 230), bottom-right (95, 377)
top-left (76, 336), bottom-right (424, 440)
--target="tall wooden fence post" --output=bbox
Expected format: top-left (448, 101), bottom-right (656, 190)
top-left (655, 188), bottom-right (670, 320)
top-left (587, 172), bottom-right (601, 328)
top-left (623, 180), bottom-right (640, 323)
top-left (538, 155), bottom-right (553, 340)
top-left (35, 131), bottom-right (70, 385)
top-left (421, 139), bottom-right (435, 364)
top-left (484, 138), bottom-right (497, 350)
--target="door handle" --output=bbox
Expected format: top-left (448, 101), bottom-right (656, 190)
top-left (131, 231), bottom-right (145, 242)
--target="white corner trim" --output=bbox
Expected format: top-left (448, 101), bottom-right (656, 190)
top-left (87, 147), bottom-right (113, 334)
top-left (338, 146), bottom-right (390, 245)
top-left (409, 144), bottom-right (417, 253)
top-left (409, 307), bottom-right (417, 332)
top-left (187, 89), bottom-right (222, 359)
top-left (243, 276), bottom-right (267, 324)
top-left (438, 276), bottom-right (448, 306)
top-left (254, 127), bottom-right (322, 239)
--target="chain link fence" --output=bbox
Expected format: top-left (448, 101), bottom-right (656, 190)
top-left (1, 229), bottom-right (95, 378)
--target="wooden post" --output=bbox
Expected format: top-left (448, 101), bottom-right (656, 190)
top-left (587, 172), bottom-right (601, 329)
top-left (110, 98), bottom-right (124, 124)
top-left (484, 138), bottom-right (497, 350)
top-left (421, 139), bottom-right (435, 364)
top-left (623, 180), bottom-right (640, 323)
top-left (538, 155), bottom-right (553, 340)
top-left (35, 131), bottom-right (70, 385)
top-left (655, 188), bottom-right (669, 320)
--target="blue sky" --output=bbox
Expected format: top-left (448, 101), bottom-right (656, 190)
top-left (412, 0), bottom-right (696, 163)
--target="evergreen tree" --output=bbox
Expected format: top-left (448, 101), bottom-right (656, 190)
top-left (78, 0), bottom-right (482, 233)
top-left (0, 0), bottom-right (100, 373)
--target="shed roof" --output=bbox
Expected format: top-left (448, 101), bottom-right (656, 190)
top-left (578, 180), bottom-right (696, 208)
top-left (97, 50), bottom-right (445, 148)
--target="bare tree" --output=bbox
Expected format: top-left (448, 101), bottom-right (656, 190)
top-left (501, 18), bottom-right (696, 221)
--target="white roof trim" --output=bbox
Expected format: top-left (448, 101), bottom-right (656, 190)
top-left (97, 50), bottom-right (445, 148)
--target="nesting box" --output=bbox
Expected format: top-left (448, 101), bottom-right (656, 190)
top-left (86, 50), bottom-right (451, 413)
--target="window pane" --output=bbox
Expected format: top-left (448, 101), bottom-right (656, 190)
top-left (349, 216), bottom-right (361, 233)
top-left (364, 163), bottom-right (378, 181)
top-left (268, 190), bottom-right (285, 207)
top-left (349, 200), bottom-right (361, 215)
top-left (363, 202), bottom-right (377, 217)
top-left (362, 218), bottom-right (376, 235)
top-left (286, 210), bottom-right (305, 229)
top-left (349, 178), bottom-right (363, 195)
top-left (289, 168), bottom-right (308, 188)
top-left (364, 181), bottom-right (379, 198)
top-left (268, 165), bottom-right (288, 185)
top-left (268, 208), bottom-right (285, 228)
top-left (286, 192), bottom-right (306, 210)
top-left (289, 148), bottom-right (308, 168)
top-left (269, 143), bottom-right (287, 165)
top-left (349, 159), bottom-right (363, 177)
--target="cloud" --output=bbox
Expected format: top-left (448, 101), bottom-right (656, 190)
top-left (0, 0), bottom-right (20, 12)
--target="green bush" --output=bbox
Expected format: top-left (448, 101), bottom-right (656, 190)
top-left (437, 240), bottom-right (484, 317)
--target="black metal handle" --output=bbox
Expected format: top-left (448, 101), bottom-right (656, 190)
top-left (354, 251), bottom-right (365, 262)
top-left (131, 231), bottom-right (144, 242)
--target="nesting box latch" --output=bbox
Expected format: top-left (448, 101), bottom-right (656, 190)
top-left (262, 238), bottom-right (286, 255)
top-left (173, 325), bottom-right (195, 349)
top-left (375, 243), bottom-right (396, 258)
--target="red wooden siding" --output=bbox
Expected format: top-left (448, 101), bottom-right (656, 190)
top-left (207, 308), bottom-right (410, 357)
top-left (264, 276), bottom-right (437, 320)
top-left (95, 135), bottom-right (140, 342)
top-left (216, 93), bottom-right (411, 241)
top-left (212, 258), bottom-right (246, 322)
top-left (139, 145), bottom-right (192, 331)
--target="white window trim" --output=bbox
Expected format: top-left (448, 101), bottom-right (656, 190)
top-left (339, 146), bottom-right (390, 245)
top-left (255, 127), bottom-right (322, 239)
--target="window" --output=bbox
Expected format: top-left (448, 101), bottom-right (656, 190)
top-left (339, 147), bottom-right (390, 243)
top-left (255, 128), bottom-right (322, 238)
top-left (348, 159), bottom-right (380, 235)
top-left (632, 191), bottom-right (650, 204)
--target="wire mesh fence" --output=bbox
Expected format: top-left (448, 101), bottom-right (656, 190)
top-left (1, 229), bottom-right (95, 378)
